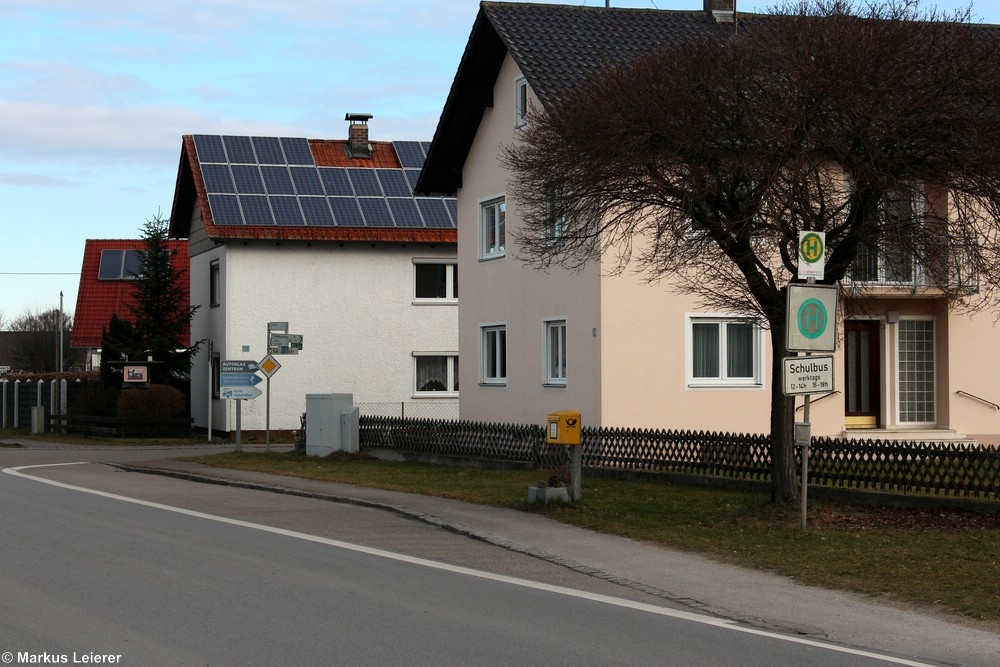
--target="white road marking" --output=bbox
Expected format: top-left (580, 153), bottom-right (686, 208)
top-left (3, 463), bottom-right (940, 667)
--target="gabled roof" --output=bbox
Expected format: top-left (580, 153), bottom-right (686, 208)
top-left (169, 135), bottom-right (457, 245)
top-left (417, 1), bottom-right (740, 196)
top-left (70, 239), bottom-right (190, 349)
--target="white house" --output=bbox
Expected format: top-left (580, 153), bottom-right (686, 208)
top-left (169, 116), bottom-right (458, 435)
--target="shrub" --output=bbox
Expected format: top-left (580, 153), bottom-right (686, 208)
top-left (116, 384), bottom-right (186, 422)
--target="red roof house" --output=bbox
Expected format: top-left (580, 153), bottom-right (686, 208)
top-left (70, 239), bottom-right (190, 352)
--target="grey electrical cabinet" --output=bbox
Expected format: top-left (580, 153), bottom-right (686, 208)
top-left (305, 393), bottom-right (356, 457)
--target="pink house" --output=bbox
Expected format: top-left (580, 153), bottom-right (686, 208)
top-left (417, 1), bottom-right (1000, 444)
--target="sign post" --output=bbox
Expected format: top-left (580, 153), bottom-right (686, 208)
top-left (220, 360), bottom-right (263, 451)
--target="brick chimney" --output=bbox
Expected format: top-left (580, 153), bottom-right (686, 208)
top-left (705, 0), bottom-right (735, 23)
top-left (345, 112), bottom-right (373, 158)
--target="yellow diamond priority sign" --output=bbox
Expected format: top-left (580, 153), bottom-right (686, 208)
top-left (258, 354), bottom-right (281, 377)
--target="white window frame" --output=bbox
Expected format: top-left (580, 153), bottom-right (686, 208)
top-left (413, 259), bottom-right (458, 303)
top-left (413, 353), bottom-right (459, 396)
top-left (515, 77), bottom-right (529, 128)
top-left (686, 314), bottom-right (764, 388)
top-left (543, 318), bottom-right (567, 386)
top-left (480, 322), bottom-right (507, 385)
top-left (479, 195), bottom-right (507, 260)
top-left (895, 317), bottom-right (936, 425)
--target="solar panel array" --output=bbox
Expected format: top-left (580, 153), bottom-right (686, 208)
top-left (192, 136), bottom-right (455, 229)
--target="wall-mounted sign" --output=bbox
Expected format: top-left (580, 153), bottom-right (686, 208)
top-left (123, 365), bottom-right (148, 383)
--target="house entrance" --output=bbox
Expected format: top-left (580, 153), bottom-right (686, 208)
top-left (844, 320), bottom-right (880, 428)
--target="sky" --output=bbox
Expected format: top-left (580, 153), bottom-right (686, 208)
top-left (1, 0), bottom-right (997, 326)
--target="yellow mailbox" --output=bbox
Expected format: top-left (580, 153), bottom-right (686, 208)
top-left (546, 410), bottom-right (581, 445)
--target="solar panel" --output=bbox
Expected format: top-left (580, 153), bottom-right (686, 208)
top-left (231, 165), bottom-right (266, 194)
top-left (261, 166), bottom-right (295, 195)
top-left (416, 198), bottom-right (454, 228)
top-left (270, 196), bottom-right (305, 225)
top-left (208, 194), bottom-right (243, 225)
top-left (347, 168), bottom-right (382, 196)
top-left (393, 141), bottom-right (426, 168)
top-left (194, 135), bottom-right (227, 163)
top-left (239, 195), bottom-right (275, 225)
top-left (299, 196), bottom-right (336, 226)
top-left (223, 135), bottom-right (256, 163)
top-left (252, 136), bottom-right (285, 165)
top-left (280, 137), bottom-right (315, 165)
top-left (444, 199), bottom-right (458, 225)
top-left (376, 169), bottom-right (413, 197)
top-left (329, 197), bottom-right (365, 227)
top-left (403, 169), bottom-right (421, 192)
top-left (386, 198), bottom-right (424, 228)
top-left (201, 164), bottom-right (236, 193)
top-left (290, 167), bottom-right (324, 195)
top-left (319, 168), bottom-right (353, 196)
top-left (358, 198), bottom-right (394, 227)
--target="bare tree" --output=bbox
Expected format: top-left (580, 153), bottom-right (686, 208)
top-left (504, 1), bottom-right (1000, 503)
top-left (8, 307), bottom-right (82, 372)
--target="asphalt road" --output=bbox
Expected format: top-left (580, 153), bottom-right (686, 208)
top-left (0, 445), bottom-right (961, 666)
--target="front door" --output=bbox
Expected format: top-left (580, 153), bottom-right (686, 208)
top-left (844, 320), bottom-right (880, 428)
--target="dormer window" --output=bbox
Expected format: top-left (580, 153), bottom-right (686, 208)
top-left (98, 249), bottom-right (142, 280)
top-left (515, 77), bottom-right (529, 128)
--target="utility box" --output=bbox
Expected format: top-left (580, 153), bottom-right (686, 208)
top-left (546, 410), bottom-right (581, 445)
top-left (305, 393), bottom-right (355, 457)
top-left (30, 406), bottom-right (47, 434)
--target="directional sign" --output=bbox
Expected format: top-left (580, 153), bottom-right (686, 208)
top-left (782, 355), bottom-right (835, 395)
top-left (786, 284), bottom-right (839, 352)
top-left (269, 332), bottom-right (303, 355)
top-left (221, 360), bottom-right (258, 373)
top-left (222, 386), bottom-right (262, 400)
top-left (219, 372), bottom-right (263, 387)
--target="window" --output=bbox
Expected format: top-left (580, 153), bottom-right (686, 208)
top-left (414, 354), bottom-right (459, 394)
top-left (850, 188), bottom-right (922, 285)
top-left (414, 261), bottom-right (458, 301)
top-left (481, 324), bottom-right (507, 384)
top-left (688, 316), bottom-right (763, 386)
top-left (209, 259), bottom-right (221, 307)
top-left (98, 249), bottom-right (142, 280)
top-left (544, 319), bottom-right (567, 385)
top-left (545, 191), bottom-right (568, 247)
top-left (480, 197), bottom-right (506, 259)
top-left (897, 319), bottom-right (935, 423)
top-left (515, 77), bottom-right (529, 128)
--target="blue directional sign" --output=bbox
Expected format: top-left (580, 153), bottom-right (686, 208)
top-left (219, 372), bottom-right (263, 387)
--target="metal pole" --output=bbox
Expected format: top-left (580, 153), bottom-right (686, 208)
top-left (570, 446), bottom-right (582, 502)
top-left (801, 394), bottom-right (810, 531)
top-left (265, 375), bottom-right (271, 452)
top-left (207, 338), bottom-right (213, 442)
top-left (235, 399), bottom-right (242, 452)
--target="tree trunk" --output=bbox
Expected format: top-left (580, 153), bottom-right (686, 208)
top-left (769, 322), bottom-right (799, 504)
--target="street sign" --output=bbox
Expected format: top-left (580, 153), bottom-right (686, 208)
top-left (797, 231), bottom-right (826, 280)
top-left (268, 332), bottom-right (303, 354)
top-left (782, 355), bottom-right (835, 395)
top-left (222, 386), bottom-right (262, 400)
top-left (221, 360), bottom-right (258, 373)
top-left (258, 354), bottom-right (281, 377)
top-left (786, 284), bottom-right (839, 352)
top-left (219, 372), bottom-right (263, 387)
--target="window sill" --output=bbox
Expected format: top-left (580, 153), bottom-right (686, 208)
top-left (542, 382), bottom-right (567, 389)
top-left (412, 393), bottom-right (459, 399)
top-left (686, 382), bottom-right (765, 389)
top-left (479, 381), bottom-right (507, 387)
top-left (412, 299), bottom-right (458, 306)
top-left (478, 253), bottom-right (506, 262)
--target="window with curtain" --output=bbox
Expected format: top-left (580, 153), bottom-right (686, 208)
top-left (689, 316), bottom-right (762, 386)
top-left (414, 354), bottom-right (459, 394)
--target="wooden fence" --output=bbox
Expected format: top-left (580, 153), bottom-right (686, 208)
top-left (360, 416), bottom-right (1000, 501)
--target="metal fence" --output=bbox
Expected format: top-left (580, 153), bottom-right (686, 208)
top-left (360, 416), bottom-right (1000, 501)
top-left (356, 401), bottom-right (459, 421)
